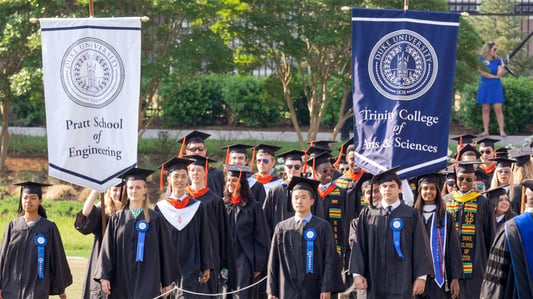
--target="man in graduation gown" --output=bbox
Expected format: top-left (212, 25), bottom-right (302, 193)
top-left (96, 168), bottom-right (177, 298)
top-left (480, 179), bottom-right (533, 299)
top-left (477, 137), bottom-right (500, 183)
top-left (178, 130), bottom-right (226, 197)
top-left (251, 144), bottom-right (283, 206)
top-left (223, 143), bottom-right (267, 208)
top-left (263, 150), bottom-right (325, 237)
top-left (0, 182), bottom-right (72, 299)
top-left (184, 154), bottom-right (237, 294)
top-left (445, 161), bottom-right (496, 299)
top-left (349, 167), bottom-right (434, 299)
top-left (155, 158), bottom-right (214, 299)
top-left (267, 176), bottom-right (343, 298)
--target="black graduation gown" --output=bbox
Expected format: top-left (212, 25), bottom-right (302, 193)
top-left (95, 207), bottom-right (177, 299)
top-left (226, 199), bottom-right (270, 298)
top-left (318, 184), bottom-right (348, 268)
top-left (262, 182), bottom-right (325, 238)
top-left (249, 176), bottom-right (267, 207)
top-left (74, 207), bottom-right (107, 299)
top-left (208, 167), bottom-right (226, 197)
top-left (495, 211), bottom-right (516, 232)
top-left (509, 185), bottom-right (522, 214)
top-left (0, 217), bottom-right (72, 298)
top-left (155, 198), bottom-right (214, 299)
top-left (480, 212), bottom-right (533, 299)
top-left (267, 216), bottom-right (343, 298)
top-left (447, 195), bottom-right (496, 299)
top-left (194, 189), bottom-right (238, 293)
top-left (417, 212), bottom-right (463, 299)
top-left (349, 203), bottom-right (434, 299)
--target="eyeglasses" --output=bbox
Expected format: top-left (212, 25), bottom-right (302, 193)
top-left (479, 150), bottom-right (492, 154)
top-left (256, 158), bottom-right (270, 164)
top-left (447, 180), bottom-right (456, 187)
top-left (338, 167), bottom-right (348, 173)
top-left (457, 176), bottom-right (473, 183)
top-left (497, 169), bottom-right (511, 174)
top-left (285, 164), bottom-right (301, 170)
top-left (188, 146), bottom-right (205, 152)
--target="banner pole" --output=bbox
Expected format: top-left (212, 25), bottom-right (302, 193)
top-left (404, 0), bottom-right (409, 10)
top-left (100, 192), bottom-right (106, 236)
top-left (89, 0), bottom-right (94, 17)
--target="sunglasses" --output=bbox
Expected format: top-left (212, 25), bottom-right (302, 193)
top-left (319, 168), bottom-right (335, 174)
top-left (447, 180), bottom-right (456, 187)
top-left (497, 169), bottom-right (511, 174)
top-left (479, 150), bottom-right (492, 154)
top-left (285, 164), bottom-right (301, 170)
top-left (256, 158), bottom-right (270, 164)
top-left (188, 146), bottom-right (205, 152)
top-left (457, 176), bottom-right (473, 183)
top-left (338, 167), bottom-right (348, 172)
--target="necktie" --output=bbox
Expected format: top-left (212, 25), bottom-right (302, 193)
top-left (298, 219), bottom-right (306, 235)
top-left (386, 206), bottom-right (392, 218)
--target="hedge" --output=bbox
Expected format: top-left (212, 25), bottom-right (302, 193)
top-left (455, 76), bottom-right (533, 134)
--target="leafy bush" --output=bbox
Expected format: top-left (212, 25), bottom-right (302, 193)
top-left (456, 76), bottom-right (533, 134)
top-left (222, 76), bottom-right (281, 127)
top-left (160, 75), bottom-right (227, 127)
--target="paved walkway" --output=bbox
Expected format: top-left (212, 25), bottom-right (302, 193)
top-left (7, 127), bottom-right (532, 146)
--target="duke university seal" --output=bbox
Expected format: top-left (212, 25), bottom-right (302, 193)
top-left (61, 37), bottom-right (124, 108)
top-left (368, 30), bottom-right (437, 101)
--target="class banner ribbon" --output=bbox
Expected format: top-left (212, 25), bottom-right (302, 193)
top-left (351, 8), bottom-right (460, 178)
top-left (40, 18), bottom-right (141, 191)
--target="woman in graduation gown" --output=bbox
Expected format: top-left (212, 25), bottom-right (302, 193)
top-left (223, 164), bottom-right (270, 299)
top-left (74, 184), bottom-right (122, 299)
top-left (488, 157), bottom-right (521, 213)
top-left (414, 174), bottom-right (463, 299)
top-left (95, 168), bottom-right (177, 298)
top-left (0, 182), bottom-right (72, 299)
top-left (155, 157), bottom-right (214, 299)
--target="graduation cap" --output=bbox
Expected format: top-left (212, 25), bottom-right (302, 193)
top-left (509, 147), bottom-right (533, 167)
top-left (372, 166), bottom-right (401, 185)
top-left (254, 144), bottom-right (281, 156)
top-left (455, 161), bottom-right (479, 174)
top-left (458, 144), bottom-right (481, 160)
top-left (443, 166), bottom-right (456, 179)
top-left (331, 155), bottom-right (346, 165)
top-left (475, 168), bottom-right (489, 182)
top-left (224, 164), bottom-right (252, 177)
top-left (177, 130), bottom-right (211, 157)
top-left (523, 179), bottom-right (533, 191)
top-left (276, 149), bottom-right (305, 162)
top-left (483, 185), bottom-right (509, 201)
top-left (417, 173), bottom-right (444, 187)
top-left (15, 181), bottom-right (51, 199)
top-left (119, 167), bottom-right (155, 181)
top-left (158, 157), bottom-right (193, 190)
top-left (451, 134), bottom-right (477, 145)
top-left (221, 143), bottom-right (253, 166)
top-left (476, 137), bottom-right (500, 148)
top-left (333, 137), bottom-right (354, 168)
top-left (488, 157), bottom-right (517, 168)
top-left (306, 140), bottom-right (335, 152)
top-left (495, 147), bottom-right (510, 159)
top-left (306, 146), bottom-right (331, 157)
top-left (288, 176), bottom-right (320, 194)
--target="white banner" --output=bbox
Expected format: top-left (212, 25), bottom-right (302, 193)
top-left (41, 18), bottom-right (141, 191)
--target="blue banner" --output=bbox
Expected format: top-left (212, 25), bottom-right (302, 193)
top-left (352, 8), bottom-right (460, 178)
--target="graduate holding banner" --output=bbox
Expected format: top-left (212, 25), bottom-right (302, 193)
top-left (40, 17), bottom-right (141, 191)
top-left (351, 8), bottom-right (460, 179)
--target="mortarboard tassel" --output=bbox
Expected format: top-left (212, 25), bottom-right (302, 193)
top-left (233, 170), bottom-right (242, 199)
top-left (250, 148), bottom-right (256, 171)
top-left (159, 165), bottom-right (165, 191)
top-left (333, 145), bottom-right (344, 169)
top-left (178, 136), bottom-right (186, 158)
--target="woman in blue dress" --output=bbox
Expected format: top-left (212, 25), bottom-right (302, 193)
top-left (477, 42), bottom-right (506, 137)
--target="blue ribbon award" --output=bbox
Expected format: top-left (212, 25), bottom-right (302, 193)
top-left (136, 220), bottom-right (149, 262)
top-left (34, 234), bottom-right (48, 279)
top-left (390, 218), bottom-right (404, 259)
top-left (303, 228), bottom-right (317, 273)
